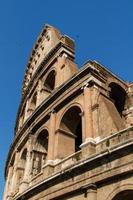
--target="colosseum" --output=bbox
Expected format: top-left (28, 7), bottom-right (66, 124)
top-left (3, 24), bottom-right (133, 200)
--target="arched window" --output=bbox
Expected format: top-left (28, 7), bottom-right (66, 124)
top-left (112, 190), bottom-right (133, 200)
top-left (44, 70), bottom-right (56, 92)
top-left (60, 106), bottom-right (82, 152)
top-left (109, 83), bottom-right (126, 117)
top-left (32, 130), bottom-right (48, 175)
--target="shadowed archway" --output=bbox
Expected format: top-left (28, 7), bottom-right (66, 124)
top-left (60, 106), bottom-right (82, 152)
top-left (112, 190), bottom-right (133, 200)
top-left (109, 83), bottom-right (126, 117)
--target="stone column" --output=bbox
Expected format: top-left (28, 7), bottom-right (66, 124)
top-left (83, 84), bottom-right (93, 139)
top-left (19, 137), bottom-right (32, 193)
top-left (24, 151), bottom-right (32, 179)
top-left (19, 150), bottom-right (32, 193)
top-left (36, 80), bottom-right (44, 107)
top-left (81, 84), bottom-right (96, 157)
top-left (56, 53), bottom-right (77, 88)
top-left (124, 84), bottom-right (133, 126)
top-left (47, 110), bottom-right (56, 162)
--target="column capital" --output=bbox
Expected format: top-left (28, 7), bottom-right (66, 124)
top-left (82, 183), bottom-right (97, 194)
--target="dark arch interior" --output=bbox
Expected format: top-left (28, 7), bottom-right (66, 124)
top-left (21, 148), bottom-right (27, 170)
top-left (112, 190), bottom-right (133, 200)
top-left (36, 130), bottom-right (49, 151)
top-left (21, 148), bottom-right (27, 160)
top-left (109, 83), bottom-right (126, 116)
top-left (44, 70), bottom-right (55, 91)
top-left (60, 106), bottom-right (82, 152)
top-left (33, 130), bottom-right (49, 174)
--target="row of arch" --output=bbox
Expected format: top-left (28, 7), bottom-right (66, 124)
top-left (29, 69), bottom-right (56, 111)
top-left (7, 80), bottom-right (129, 197)
top-left (20, 105), bottom-right (83, 177)
top-left (19, 80), bottom-right (127, 161)
top-left (21, 129), bottom-right (48, 176)
top-left (17, 80), bottom-right (127, 181)
top-left (19, 69), bottom-right (56, 130)
top-left (18, 82), bottom-right (127, 178)
top-left (19, 75), bottom-right (127, 134)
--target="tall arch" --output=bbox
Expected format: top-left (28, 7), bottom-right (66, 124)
top-left (32, 129), bottom-right (49, 175)
top-left (59, 106), bottom-right (82, 152)
top-left (106, 184), bottom-right (133, 200)
top-left (109, 82), bottom-right (126, 117)
top-left (44, 70), bottom-right (56, 92)
top-left (112, 190), bottom-right (133, 200)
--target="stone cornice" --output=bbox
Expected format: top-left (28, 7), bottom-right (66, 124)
top-left (5, 62), bottom-right (129, 177)
top-left (88, 60), bottom-right (128, 88)
top-left (22, 24), bottom-right (61, 93)
top-left (5, 65), bottom-right (97, 177)
top-left (22, 31), bottom-right (75, 96)
top-left (16, 41), bottom-right (75, 132)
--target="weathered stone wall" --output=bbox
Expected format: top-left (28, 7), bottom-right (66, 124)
top-left (3, 25), bottom-right (133, 200)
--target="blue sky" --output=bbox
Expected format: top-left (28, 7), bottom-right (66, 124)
top-left (1, 0), bottom-right (133, 198)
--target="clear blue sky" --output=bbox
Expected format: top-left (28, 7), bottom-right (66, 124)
top-left (1, 0), bottom-right (133, 198)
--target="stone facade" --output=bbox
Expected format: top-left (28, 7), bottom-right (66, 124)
top-left (3, 24), bottom-right (133, 200)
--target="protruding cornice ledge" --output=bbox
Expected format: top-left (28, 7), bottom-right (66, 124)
top-left (5, 61), bottom-right (129, 177)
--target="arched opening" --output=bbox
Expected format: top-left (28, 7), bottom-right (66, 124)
top-left (44, 70), bottom-right (56, 92)
top-left (18, 148), bottom-right (27, 183)
top-left (32, 130), bottom-right (49, 175)
top-left (109, 83), bottom-right (126, 117)
top-left (21, 148), bottom-right (27, 162)
top-left (30, 92), bottom-right (37, 111)
top-left (60, 106), bottom-right (82, 152)
top-left (112, 190), bottom-right (133, 200)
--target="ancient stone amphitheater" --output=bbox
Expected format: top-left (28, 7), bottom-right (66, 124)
top-left (3, 25), bottom-right (133, 200)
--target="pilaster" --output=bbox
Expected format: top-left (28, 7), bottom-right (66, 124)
top-left (19, 137), bottom-right (33, 193)
top-left (83, 83), bottom-right (93, 139)
top-left (83, 184), bottom-right (97, 200)
top-left (81, 84), bottom-right (96, 157)
top-left (47, 110), bottom-right (56, 161)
